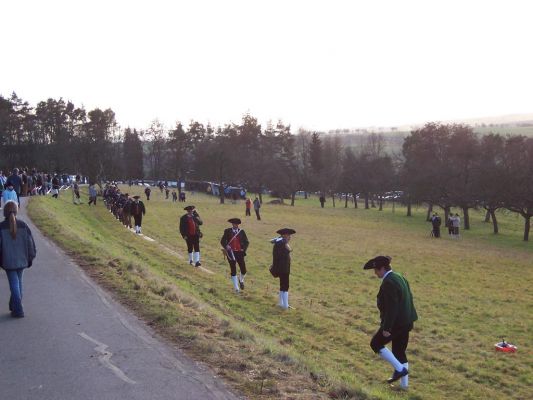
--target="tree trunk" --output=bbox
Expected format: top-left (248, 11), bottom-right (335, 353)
top-left (344, 193), bottom-right (348, 208)
top-left (392, 198), bottom-right (395, 214)
top-left (258, 192), bottom-right (263, 204)
top-left (353, 193), bottom-right (358, 208)
top-left (219, 182), bottom-right (225, 204)
top-left (304, 191), bottom-right (308, 199)
top-left (379, 195), bottom-right (383, 211)
top-left (406, 195), bottom-right (411, 217)
top-left (290, 192), bottom-right (296, 206)
top-left (484, 209), bottom-right (491, 223)
top-left (490, 209), bottom-right (499, 234)
top-left (523, 214), bottom-right (530, 241)
top-left (364, 193), bottom-right (369, 209)
top-left (444, 206), bottom-right (450, 227)
top-left (426, 204), bottom-right (433, 221)
top-left (371, 196), bottom-right (376, 208)
top-left (331, 193), bottom-right (336, 208)
top-left (462, 207), bottom-right (470, 230)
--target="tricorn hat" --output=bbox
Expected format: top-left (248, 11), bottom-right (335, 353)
top-left (133, 195), bottom-right (140, 199)
top-left (184, 205), bottom-right (195, 211)
top-left (276, 228), bottom-right (296, 235)
top-left (228, 218), bottom-right (241, 225)
top-left (363, 255), bottom-right (392, 270)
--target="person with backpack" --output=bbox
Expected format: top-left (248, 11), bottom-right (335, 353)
top-left (0, 201), bottom-right (37, 318)
top-left (220, 218), bottom-right (249, 293)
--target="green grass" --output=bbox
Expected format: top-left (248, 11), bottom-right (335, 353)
top-left (28, 188), bottom-right (533, 400)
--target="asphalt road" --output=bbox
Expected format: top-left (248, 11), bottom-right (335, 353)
top-left (0, 198), bottom-right (240, 400)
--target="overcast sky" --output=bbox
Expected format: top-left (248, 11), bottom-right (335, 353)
top-left (1, 0), bottom-right (532, 131)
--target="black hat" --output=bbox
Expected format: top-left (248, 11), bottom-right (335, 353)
top-left (276, 228), bottom-right (296, 235)
top-left (228, 218), bottom-right (241, 225)
top-left (184, 205), bottom-right (195, 211)
top-left (133, 195), bottom-right (140, 199)
top-left (363, 255), bottom-right (391, 270)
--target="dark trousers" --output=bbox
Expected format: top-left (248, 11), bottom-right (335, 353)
top-left (186, 235), bottom-right (200, 253)
top-left (255, 209), bottom-right (261, 220)
top-left (245, 208), bottom-right (251, 216)
top-left (433, 227), bottom-right (440, 237)
top-left (133, 214), bottom-right (143, 227)
top-left (370, 325), bottom-right (411, 364)
top-left (279, 273), bottom-right (290, 291)
top-left (228, 251), bottom-right (246, 276)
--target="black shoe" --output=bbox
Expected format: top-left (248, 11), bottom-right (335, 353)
top-left (387, 368), bottom-right (408, 383)
top-left (189, 260), bottom-right (194, 266)
top-left (11, 311), bottom-right (24, 318)
top-left (239, 281), bottom-right (244, 290)
top-left (195, 261), bottom-right (201, 267)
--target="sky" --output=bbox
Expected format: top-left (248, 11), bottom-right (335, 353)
top-left (1, 0), bottom-right (532, 132)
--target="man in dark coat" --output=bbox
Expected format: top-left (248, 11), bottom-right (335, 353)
top-left (363, 255), bottom-right (418, 390)
top-left (144, 186), bottom-right (151, 201)
top-left (220, 218), bottom-right (249, 292)
top-left (271, 228), bottom-right (295, 309)
top-left (431, 213), bottom-right (442, 238)
top-left (130, 195), bottom-right (146, 234)
top-left (179, 205), bottom-right (203, 267)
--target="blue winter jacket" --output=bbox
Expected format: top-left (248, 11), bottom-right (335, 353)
top-left (0, 219), bottom-right (37, 270)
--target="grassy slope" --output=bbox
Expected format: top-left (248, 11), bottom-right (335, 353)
top-left (28, 189), bottom-right (532, 400)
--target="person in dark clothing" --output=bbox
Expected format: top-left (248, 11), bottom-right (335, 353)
top-left (431, 213), bottom-right (442, 238)
top-left (144, 186), bottom-right (151, 201)
top-left (0, 201), bottom-right (37, 318)
top-left (220, 218), bottom-right (249, 293)
top-left (270, 228), bottom-right (295, 309)
top-left (172, 190), bottom-right (178, 202)
top-left (179, 206), bottom-right (203, 267)
top-left (130, 196), bottom-right (146, 234)
top-left (319, 194), bottom-right (326, 208)
top-left (253, 197), bottom-right (261, 220)
top-left (51, 175), bottom-right (60, 199)
top-left (363, 256), bottom-right (418, 390)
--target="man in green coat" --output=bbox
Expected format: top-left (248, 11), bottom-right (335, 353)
top-left (364, 255), bottom-right (418, 390)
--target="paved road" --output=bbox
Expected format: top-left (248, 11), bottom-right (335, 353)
top-left (0, 198), bottom-right (240, 400)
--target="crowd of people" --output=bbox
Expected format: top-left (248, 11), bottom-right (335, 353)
top-left (430, 212), bottom-right (461, 238)
top-left (0, 175), bottom-right (419, 391)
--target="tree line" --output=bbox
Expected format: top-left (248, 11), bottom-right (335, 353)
top-left (1, 92), bottom-right (532, 240)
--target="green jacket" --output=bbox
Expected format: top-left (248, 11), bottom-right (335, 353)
top-left (377, 271), bottom-right (418, 332)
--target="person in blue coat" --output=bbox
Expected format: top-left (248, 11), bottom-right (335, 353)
top-left (0, 201), bottom-right (37, 318)
top-left (2, 183), bottom-right (19, 205)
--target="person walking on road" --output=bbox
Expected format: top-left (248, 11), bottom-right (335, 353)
top-left (6, 168), bottom-right (22, 205)
top-left (2, 183), bottom-right (18, 206)
top-left (0, 201), bottom-right (37, 318)
top-left (220, 218), bottom-right (249, 293)
top-left (253, 197), bottom-right (261, 220)
top-left (179, 205), bottom-right (203, 267)
top-left (270, 228), bottom-right (295, 310)
top-left (363, 255), bottom-right (418, 390)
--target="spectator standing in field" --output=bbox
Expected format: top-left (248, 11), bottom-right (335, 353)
top-left (270, 228), bottom-right (295, 310)
top-left (144, 186), bottom-right (151, 201)
top-left (319, 194), bottom-right (326, 208)
top-left (220, 218), bottom-right (249, 293)
top-left (179, 205), bottom-right (203, 267)
top-left (245, 197), bottom-right (252, 217)
top-left (88, 184), bottom-right (97, 206)
top-left (431, 213), bottom-right (441, 238)
top-left (165, 187), bottom-right (170, 199)
top-left (179, 191), bottom-right (186, 202)
top-left (172, 190), bottom-right (178, 202)
top-left (253, 197), bottom-right (261, 220)
top-left (130, 196), bottom-right (146, 234)
top-left (363, 255), bottom-right (417, 390)
top-left (452, 213), bottom-right (461, 238)
top-left (6, 168), bottom-right (22, 205)
top-left (0, 201), bottom-right (37, 318)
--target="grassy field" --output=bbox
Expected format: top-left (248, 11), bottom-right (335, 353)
top-left (27, 188), bottom-right (532, 400)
